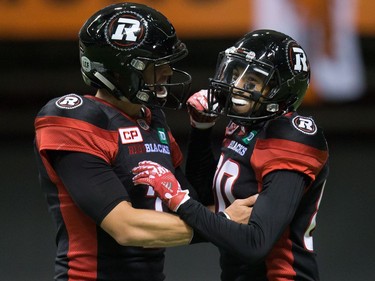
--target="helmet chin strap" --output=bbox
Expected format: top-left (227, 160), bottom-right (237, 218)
top-left (93, 71), bottom-right (123, 100)
top-left (93, 71), bottom-right (115, 91)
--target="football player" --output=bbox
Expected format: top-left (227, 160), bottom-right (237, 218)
top-left (132, 29), bottom-right (329, 280)
top-left (34, 3), bottom-right (255, 281)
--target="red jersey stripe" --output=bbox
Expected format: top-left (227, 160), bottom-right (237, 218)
top-left (251, 138), bottom-right (328, 183)
top-left (35, 116), bottom-right (119, 164)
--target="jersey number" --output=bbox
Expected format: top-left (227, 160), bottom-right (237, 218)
top-left (304, 180), bottom-right (326, 251)
top-left (214, 154), bottom-right (239, 212)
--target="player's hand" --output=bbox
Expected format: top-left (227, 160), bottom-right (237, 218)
top-left (186, 89), bottom-right (218, 129)
top-left (132, 161), bottom-right (190, 212)
top-left (224, 194), bottom-right (258, 224)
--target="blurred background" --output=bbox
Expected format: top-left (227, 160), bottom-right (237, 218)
top-left (1, 0), bottom-right (374, 280)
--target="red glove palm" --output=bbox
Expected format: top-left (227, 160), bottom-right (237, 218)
top-left (132, 161), bottom-right (190, 212)
top-left (186, 89), bottom-right (218, 129)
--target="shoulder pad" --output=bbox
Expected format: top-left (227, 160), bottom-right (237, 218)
top-left (264, 113), bottom-right (327, 151)
top-left (38, 94), bottom-right (110, 129)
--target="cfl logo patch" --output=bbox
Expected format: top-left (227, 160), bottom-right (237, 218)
top-left (292, 116), bottom-right (317, 135)
top-left (106, 11), bottom-right (147, 51)
top-left (119, 127), bottom-right (143, 144)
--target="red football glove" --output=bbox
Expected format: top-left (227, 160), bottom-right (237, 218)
top-left (186, 89), bottom-right (218, 129)
top-left (132, 161), bottom-right (190, 212)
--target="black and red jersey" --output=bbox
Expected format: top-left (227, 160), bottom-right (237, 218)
top-left (183, 112), bottom-right (329, 281)
top-left (34, 93), bottom-right (183, 281)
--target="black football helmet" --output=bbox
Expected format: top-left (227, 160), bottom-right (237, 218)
top-left (207, 29), bottom-right (310, 125)
top-left (79, 2), bottom-right (191, 109)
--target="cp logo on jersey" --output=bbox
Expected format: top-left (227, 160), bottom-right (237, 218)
top-left (292, 116), bottom-right (317, 135)
top-left (106, 11), bottom-right (147, 51)
top-left (119, 127), bottom-right (143, 144)
top-left (55, 94), bottom-right (83, 109)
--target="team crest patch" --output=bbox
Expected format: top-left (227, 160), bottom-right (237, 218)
top-left (292, 116), bottom-right (317, 135)
top-left (55, 94), bottom-right (83, 109)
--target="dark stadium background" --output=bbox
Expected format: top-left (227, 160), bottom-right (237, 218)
top-left (1, 1), bottom-right (375, 280)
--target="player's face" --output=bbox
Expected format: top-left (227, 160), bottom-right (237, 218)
top-left (230, 66), bottom-right (269, 115)
top-left (143, 63), bottom-right (173, 98)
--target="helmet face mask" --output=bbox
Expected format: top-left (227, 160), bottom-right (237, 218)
top-left (208, 29), bottom-right (310, 125)
top-left (79, 3), bottom-right (191, 109)
top-left (136, 63), bottom-right (192, 109)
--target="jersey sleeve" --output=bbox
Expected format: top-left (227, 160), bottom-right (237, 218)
top-left (174, 166), bottom-right (199, 200)
top-left (251, 138), bottom-right (327, 183)
top-left (178, 170), bottom-right (307, 263)
top-left (34, 99), bottom-right (124, 224)
top-left (35, 116), bottom-right (119, 164)
top-left (185, 127), bottom-right (217, 205)
top-left (49, 151), bottom-right (129, 224)
top-left (251, 115), bottom-right (329, 183)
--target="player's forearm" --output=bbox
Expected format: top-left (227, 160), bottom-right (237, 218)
top-left (177, 171), bottom-right (307, 263)
top-left (125, 208), bottom-right (193, 247)
top-left (177, 198), bottom-right (269, 263)
top-left (101, 201), bottom-right (193, 247)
